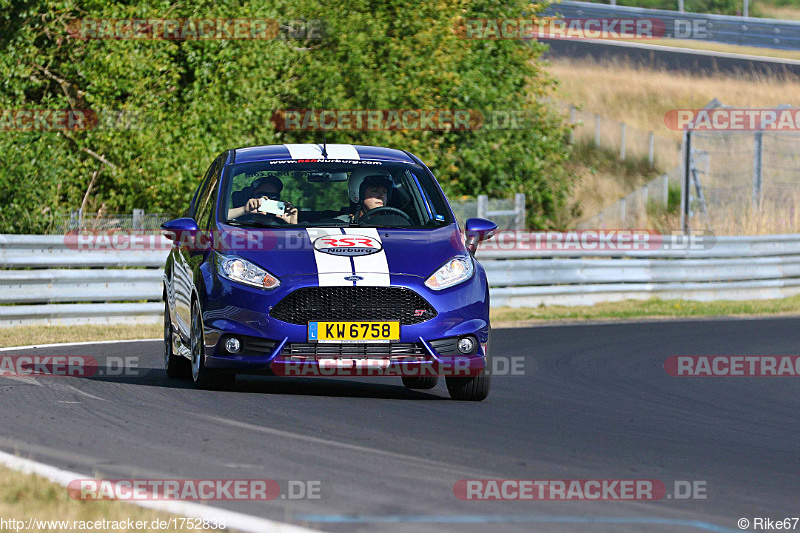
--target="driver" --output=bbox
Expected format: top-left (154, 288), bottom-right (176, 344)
top-left (227, 175), bottom-right (298, 224)
top-left (338, 174), bottom-right (394, 223)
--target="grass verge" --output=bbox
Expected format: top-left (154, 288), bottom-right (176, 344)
top-left (548, 58), bottom-right (800, 140)
top-left (491, 296), bottom-right (800, 327)
top-left (565, 142), bottom-right (662, 225)
top-left (0, 464), bottom-right (185, 532)
top-left (0, 323), bottom-right (161, 348)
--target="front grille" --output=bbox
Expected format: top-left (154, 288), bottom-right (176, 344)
top-left (283, 343), bottom-right (427, 357)
top-left (270, 287), bottom-right (436, 325)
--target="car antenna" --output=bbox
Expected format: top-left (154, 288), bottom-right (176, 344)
top-left (320, 100), bottom-right (328, 159)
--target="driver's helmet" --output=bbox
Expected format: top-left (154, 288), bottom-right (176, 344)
top-left (348, 171), bottom-right (395, 205)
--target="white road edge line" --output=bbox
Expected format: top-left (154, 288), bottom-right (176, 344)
top-left (0, 450), bottom-right (324, 533)
top-left (0, 338), bottom-right (161, 352)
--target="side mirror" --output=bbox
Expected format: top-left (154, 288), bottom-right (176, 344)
top-left (161, 217), bottom-right (199, 243)
top-left (464, 218), bottom-right (498, 255)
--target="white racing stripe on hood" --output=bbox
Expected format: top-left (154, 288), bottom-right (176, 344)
top-left (284, 144), bottom-right (360, 160)
top-left (308, 228), bottom-right (352, 287)
top-left (342, 228), bottom-right (390, 287)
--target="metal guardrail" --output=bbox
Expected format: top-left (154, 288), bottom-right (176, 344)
top-left (2, 233), bottom-right (800, 325)
top-left (546, 1), bottom-right (800, 51)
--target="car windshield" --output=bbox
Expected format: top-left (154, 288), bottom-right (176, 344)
top-left (220, 160), bottom-right (453, 228)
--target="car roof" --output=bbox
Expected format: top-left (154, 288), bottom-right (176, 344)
top-left (232, 144), bottom-right (416, 164)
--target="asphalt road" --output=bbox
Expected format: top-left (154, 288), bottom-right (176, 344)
top-left (1, 317), bottom-right (799, 532)
top-left (541, 38), bottom-right (800, 76)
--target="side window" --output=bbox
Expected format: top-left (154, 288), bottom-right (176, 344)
top-left (196, 159), bottom-right (222, 229)
top-left (187, 160), bottom-right (218, 219)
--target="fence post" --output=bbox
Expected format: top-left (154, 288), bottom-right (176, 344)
top-left (514, 193), bottom-right (526, 230)
top-left (663, 173), bottom-right (669, 206)
top-left (569, 105), bottom-right (576, 144)
top-left (133, 209), bottom-right (144, 230)
top-left (642, 184), bottom-right (649, 227)
top-left (620, 122), bottom-right (627, 160)
top-left (594, 114), bottom-right (601, 147)
top-left (681, 130), bottom-right (692, 233)
top-left (477, 195), bottom-right (488, 220)
top-left (752, 131), bottom-right (763, 210)
top-left (647, 131), bottom-right (655, 167)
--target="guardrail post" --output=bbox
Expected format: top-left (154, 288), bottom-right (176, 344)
top-left (477, 195), bottom-right (488, 220)
top-left (620, 122), bottom-right (627, 161)
top-left (648, 131), bottom-right (655, 167)
top-left (514, 193), bottom-right (526, 230)
top-left (594, 114), bottom-right (601, 147)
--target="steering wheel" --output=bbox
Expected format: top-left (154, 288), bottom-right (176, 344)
top-left (358, 206), bottom-right (413, 226)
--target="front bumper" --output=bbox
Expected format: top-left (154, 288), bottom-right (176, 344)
top-left (198, 269), bottom-right (490, 376)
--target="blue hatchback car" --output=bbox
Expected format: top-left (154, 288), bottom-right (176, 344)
top-left (161, 144), bottom-right (497, 400)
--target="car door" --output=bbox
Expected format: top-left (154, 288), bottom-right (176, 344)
top-left (174, 158), bottom-right (219, 340)
top-left (186, 157), bottom-right (223, 308)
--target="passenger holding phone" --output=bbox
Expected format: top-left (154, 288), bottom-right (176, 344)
top-left (227, 175), bottom-right (298, 224)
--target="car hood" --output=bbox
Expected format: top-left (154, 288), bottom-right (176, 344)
top-left (214, 224), bottom-right (467, 280)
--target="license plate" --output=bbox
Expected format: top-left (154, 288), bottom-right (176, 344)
top-left (308, 321), bottom-right (400, 342)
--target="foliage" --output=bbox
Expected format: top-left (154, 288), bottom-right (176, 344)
top-left (0, 0), bottom-right (573, 232)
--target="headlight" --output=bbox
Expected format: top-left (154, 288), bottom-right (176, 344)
top-left (425, 256), bottom-right (474, 290)
top-left (215, 253), bottom-right (280, 290)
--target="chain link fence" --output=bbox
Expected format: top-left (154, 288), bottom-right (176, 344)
top-left (684, 108), bottom-right (800, 235)
top-left (48, 209), bottom-right (174, 234)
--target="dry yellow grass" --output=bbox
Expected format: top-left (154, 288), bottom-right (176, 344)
top-left (0, 464), bottom-right (186, 532)
top-left (0, 323), bottom-right (161, 348)
top-left (758, 4), bottom-right (800, 20)
top-left (548, 59), bottom-right (800, 141)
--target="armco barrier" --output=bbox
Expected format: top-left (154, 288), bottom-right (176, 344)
top-left (2, 233), bottom-right (800, 325)
top-left (545, 1), bottom-right (800, 51)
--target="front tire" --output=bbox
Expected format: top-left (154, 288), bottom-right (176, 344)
top-left (164, 301), bottom-right (189, 378)
top-left (446, 355), bottom-right (491, 401)
top-left (190, 300), bottom-right (235, 390)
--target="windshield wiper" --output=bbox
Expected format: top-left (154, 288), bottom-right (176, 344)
top-left (225, 220), bottom-right (278, 228)
top-left (356, 224), bottom-right (413, 229)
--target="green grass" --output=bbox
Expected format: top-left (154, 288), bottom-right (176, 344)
top-left (491, 296), bottom-right (800, 326)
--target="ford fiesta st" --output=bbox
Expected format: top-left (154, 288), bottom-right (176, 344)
top-left (161, 144), bottom-right (497, 400)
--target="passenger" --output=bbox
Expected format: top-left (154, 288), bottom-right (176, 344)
top-left (228, 175), bottom-right (298, 224)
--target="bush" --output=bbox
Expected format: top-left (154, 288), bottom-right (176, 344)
top-left (0, 0), bottom-right (573, 233)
